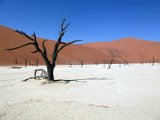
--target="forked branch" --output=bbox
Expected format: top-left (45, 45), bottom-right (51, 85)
top-left (52, 19), bottom-right (79, 65)
top-left (57, 40), bottom-right (82, 54)
top-left (6, 30), bottom-right (51, 66)
top-left (16, 30), bottom-right (34, 41)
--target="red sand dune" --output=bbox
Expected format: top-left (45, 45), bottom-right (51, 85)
top-left (0, 25), bottom-right (160, 66)
top-left (0, 25), bottom-right (105, 65)
top-left (83, 38), bottom-right (160, 63)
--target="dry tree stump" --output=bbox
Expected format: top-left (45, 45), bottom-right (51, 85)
top-left (22, 69), bottom-right (48, 82)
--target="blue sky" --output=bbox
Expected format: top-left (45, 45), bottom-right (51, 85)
top-left (0, 0), bottom-right (160, 43)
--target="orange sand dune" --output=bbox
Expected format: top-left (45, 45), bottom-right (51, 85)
top-left (0, 25), bottom-right (160, 66)
top-left (83, 38), bottom-right (160, 63)
top-left (0, 25), bottom-right (105, 65)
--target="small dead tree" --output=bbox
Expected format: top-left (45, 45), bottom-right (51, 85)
top-left (13, 58), bottom-right (18, 64)
top-left (22, 69), bottom-right (48, 82)
top-left (107, 58), bottom-right (114, 69)
top-left (6, 19), bottom-right (81, 81)
top-left (35, 58), bottom-right (39, 67)
top-left (106, 50), bottom-right (114, 69)
top-left (105, 48), bottom-right (121, 69)
top-left (80, 60), bottom-right (83, 67)
top-left (123, 59), bottom-right (129, 66)
top-left (152, 57), bottom-right (156, 66)
top-left (24, 59), bottom-right (28, 67)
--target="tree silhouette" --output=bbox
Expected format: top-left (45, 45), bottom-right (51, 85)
top-left (6, 19), bottom-right (81, 81)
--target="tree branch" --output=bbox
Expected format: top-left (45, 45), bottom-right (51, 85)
top-left (60, 41), bottom-right (66, 45)
top-left (59, 19), bottom-right (70, 38)
top-left (32, 32), bottom-right (36, 41)
top-left (6, 42), bottom-right (34, 51)
top-left (7, 30), bottom-right (51, 66)
top-left (52, 19), bottom-right (70, 65)
top-left (31, 50), bottom-right (39, 53)
top-left (57, 40), bottom-right (81, 54)
top-left (63, 23), bottom-right (70, 31)
top-left (16, 30), bottom-right (34, 41)
top-left (42, 40), bottom-right (47, 54)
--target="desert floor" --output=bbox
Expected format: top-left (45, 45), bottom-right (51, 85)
top-left (0, 64), bottom-right (160, 120)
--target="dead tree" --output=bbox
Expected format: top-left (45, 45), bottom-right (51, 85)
top-left (80, 60), bottom-right (83, 67)
top-left (105, 48), bottom-right (121, 69)
top-left (24, 59), bottom-right (28, 67)
top-left (35, 58), bottom-right (39, 67)
top-left (123, 59), bottom-right (129, 66)
top-left (152, 57), bottom-right (156, 66)
top-left (22, 69), bottom-right (48, 82)
top-left (106, 50), bottom-right (114, 69)
top-left (6, 19), bottom-right (81, 81)
top-left (13, 58), bottom-right (18, 64)
top-left (107, 58), bottom-right (114, 69)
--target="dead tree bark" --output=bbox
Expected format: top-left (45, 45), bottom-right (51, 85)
top-left (34, 69), bottom-right (48, 79)
top-left (22, 69), bottom-right (48, 82)
top-left (6, 19), bottom-right (81, 81)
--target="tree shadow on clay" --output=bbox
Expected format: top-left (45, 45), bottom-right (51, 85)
top-left (41, 77), bottom-right (114, 85)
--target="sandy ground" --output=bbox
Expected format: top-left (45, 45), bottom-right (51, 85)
top-left (0, 64), bottom-right (160, 120)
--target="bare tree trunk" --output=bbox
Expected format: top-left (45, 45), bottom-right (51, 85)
top-left (47, 65), bottom-right (54, 81)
